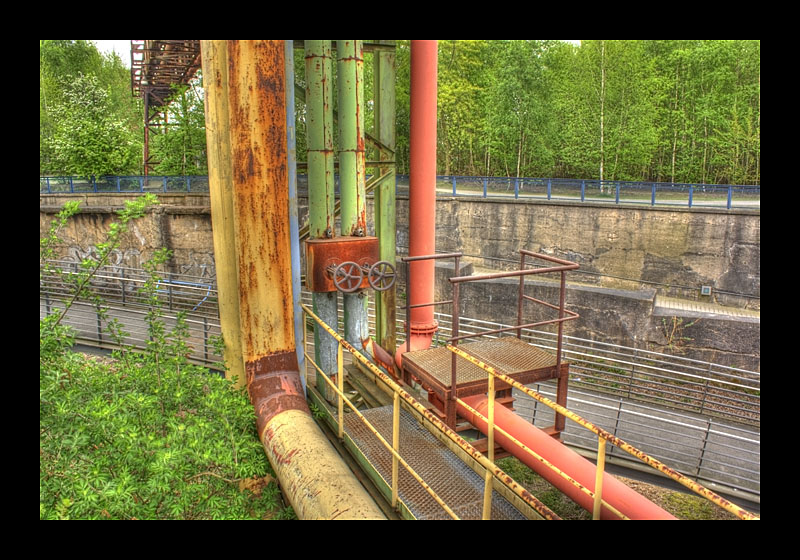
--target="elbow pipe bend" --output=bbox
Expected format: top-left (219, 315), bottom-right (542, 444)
top-left (247, 350), bottom-right (386, 520)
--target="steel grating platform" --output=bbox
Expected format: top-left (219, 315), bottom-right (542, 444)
top-left (403, 337), bottom-right (565, 399)
top-left (344, 406), bottom-right (528, 520)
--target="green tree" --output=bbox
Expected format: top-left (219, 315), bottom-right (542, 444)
top-left (483, 40), bottom-right (557, 178)
top-left (47, 73), bottom-right (140, 176)
top-left (40, 40), bottom-right (143, 176)
top-left (647, 40), bottom-right (760, 185)
top-left (552, 40), bottom-right (659, 185)
top-left (436, 40), bottom-right (488, 176)
top-left (150, 82), bottom-right (208, 175)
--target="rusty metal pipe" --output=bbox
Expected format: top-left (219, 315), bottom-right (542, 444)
top-left (396, 40), bottom-right (439, 366)
top-left (204, 40), bottom-right (384, 520)
top-left (458, 394), bottom-right (677, 520)
top-left (337, 40), bottom-right (371, 357)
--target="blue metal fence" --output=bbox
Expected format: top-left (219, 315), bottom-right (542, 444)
top-left (39, 175), bottom-right (210, 194)
top-left (417, 175), bottom-right (760, 210)
top-left (41, 174), bottom-right (759, 210)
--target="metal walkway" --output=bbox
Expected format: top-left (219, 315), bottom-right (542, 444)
top-left (343, 405), bottom-right (529, 520)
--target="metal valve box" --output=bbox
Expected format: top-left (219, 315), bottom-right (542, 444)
top-left (305, 236), bottom-right (379, 292)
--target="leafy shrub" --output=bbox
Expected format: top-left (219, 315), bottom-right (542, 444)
top-left (40, 197), bottom-right (294, 520)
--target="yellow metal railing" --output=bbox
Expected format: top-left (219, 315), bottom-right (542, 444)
top-left (447, 344), bottom-right (760, 521)
top-left (301, 303), bottom-right (560, 520)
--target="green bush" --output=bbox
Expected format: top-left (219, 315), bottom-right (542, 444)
top-left (40, 197), bottom-right (294, 520)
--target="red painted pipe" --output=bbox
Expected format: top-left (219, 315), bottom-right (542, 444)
top-left (459, 394), bottom-right (677, 520)
top-left (396, 40), bottom-right (439, 367)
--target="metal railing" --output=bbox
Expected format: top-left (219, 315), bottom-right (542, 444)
top-left (447, 344), bottom-right (759, 520)
top-left (40, 260), bottom-right (222, 366)
top-left (432, 313), bottom-right (760, 427)
top-left (398, 250), bottom-right (580, 429)
top-left (40, 174), bottom-right (760, 210)
top-left (40, 175), bottom-right (210, 194)
top-left (39, 262), bottom-right (760, 499)
top-left (301, 303), bottom-right (559, 520)
top-left (422, 175), bottom-right (760, 210)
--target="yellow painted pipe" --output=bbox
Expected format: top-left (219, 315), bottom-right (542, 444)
top-left (261, 408), bottom-right (386, 520)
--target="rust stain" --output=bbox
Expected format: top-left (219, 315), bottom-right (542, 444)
top-left (247, 351), bottom-right (309, 434)
top-left (271, 447), bottom-right (299, 466)
top-left (329, 507), bottom-right (352, 520)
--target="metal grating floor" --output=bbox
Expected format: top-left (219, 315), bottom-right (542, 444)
top-left (403, 337), bottom-right (562, 396)
top-left (344, 406), bottom-right (527, 520)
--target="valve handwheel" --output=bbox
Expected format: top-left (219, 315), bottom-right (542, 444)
top-left (333, 261), bottom-right (364, 293)
top-left (368, 261), bottom-right (396, 291)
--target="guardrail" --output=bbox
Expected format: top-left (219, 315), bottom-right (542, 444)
top-left (39, 261), bottom-right (759, 499)
top-left (426, 175), bottom-right (760, 210)
top-left (301, 302), bottom-right (559, 520)
top-left (40, 174), bottom-right (760, 210)
top-left (448, 344), bottom-right (759, 520)
top-left (40, 176), bottom-right (210, 194)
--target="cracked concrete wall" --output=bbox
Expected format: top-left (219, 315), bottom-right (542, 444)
top-left (393, 196), bottom-right (760, 371)
top-left (401, 197), bottom-right (760, 310)
top-left (40, 194), bottom-right (216, 280)
top-left (41, 193), bottom-right (760, 370)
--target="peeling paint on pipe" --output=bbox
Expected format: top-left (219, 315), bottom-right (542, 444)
top-left (396, 40), bottom-right (439, 367)
top-left (305, 40), bottom-right (339, 400)
top-left (250, 350), bottom-right (385, 519)
top-left (204, 40), bottom-right (385, 520)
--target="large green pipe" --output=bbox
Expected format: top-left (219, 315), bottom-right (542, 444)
top-left (305, 40), bottom-right (338, 400)
top-left (337, 40), bottom-right (369, 351)
top-left (373, 43), bottom-right (397, 353)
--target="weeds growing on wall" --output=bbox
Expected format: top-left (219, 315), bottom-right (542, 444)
top-left (40, 197), bottom-right (294, 520)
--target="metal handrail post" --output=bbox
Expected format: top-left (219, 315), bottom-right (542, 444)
top-left (337, 343), bottom-right (344, 439)
top-left (592, 436), bottom-right (607, 519)
top-left (481, 374), bottom-right (496, 519)
top-left (517, 251), bottom-right (525, 338)
top-left (392, 391), bottom-right (400, 508)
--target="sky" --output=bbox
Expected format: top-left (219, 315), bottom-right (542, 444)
top-left (90, 39), bottom-right (580, 69)
top-left (92, 40), bottom-right (132, 66)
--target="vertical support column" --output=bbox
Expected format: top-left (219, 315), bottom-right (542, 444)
top-left (395, 40), bottom-right (438, 368)
top-left (201, 40), bottom-right (246, 388)
top-left (554, 270), bottom-right (568, 435)
top-left (285, 40), bottom-right (305, 393)
top-left (225, 39), bottom-right (295, 363)
top-left (143, 89), bottom-right (151, 176)
top-left (374, 41), bottom-right (397, 353)
top-left (305, 40), bottom-right (338, 400)
top-left (337, 40), bottom-right (369, 350)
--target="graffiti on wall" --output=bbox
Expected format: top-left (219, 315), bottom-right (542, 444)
top-left (66, 245), bottom-right (143, 271)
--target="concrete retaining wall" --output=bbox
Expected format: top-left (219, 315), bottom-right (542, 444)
top-left (40, 193), bottom-right (760, 371)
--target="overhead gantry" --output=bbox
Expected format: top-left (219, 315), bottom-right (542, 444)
top-left (130, 40), bottom-right (202, 175)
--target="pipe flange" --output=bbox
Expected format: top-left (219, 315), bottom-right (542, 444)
top-left (368, 261), bottom-right (396, 291)
top-left (333, 261), bottom-right (364, 293)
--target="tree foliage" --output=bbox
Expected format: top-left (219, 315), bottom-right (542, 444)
top-left (40, 40), bottom-right (143, 176)
top-left (47, 73), bottom-right (141, 177)
top-left (40, 199), bottom-right (293, 520)
top-left (149, 83), bottom-right (208, 175)
top-left (387, 39), bottom-right (760, 185)
top-left (40, 40), bottom-right (759, 185)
